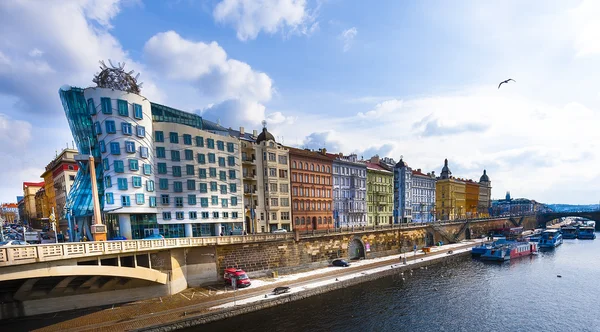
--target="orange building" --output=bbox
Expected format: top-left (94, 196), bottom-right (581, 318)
top-left (465, 180), bottom-right (480, 218)
top-left (288, 147), bottom-right (333, 230)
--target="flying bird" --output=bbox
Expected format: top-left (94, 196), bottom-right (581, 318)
top-left (498, 78), bottom-right (515, 89)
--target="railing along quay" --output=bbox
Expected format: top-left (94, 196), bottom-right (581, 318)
top-left (0, 233), bottom-right (294, 267)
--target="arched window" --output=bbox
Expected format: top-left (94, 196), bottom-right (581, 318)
top-left (318, 217), bottom-right (322, 224)
top-left (295, 217), bottom-right (300, 225)
top-left (311, 164), bottom-right (315, 171)
top-left (301, 217), bottom-right (305, 225)
top-left (327, 166), bottom-right (330, 173)
top-left (292, 161), bottom-right (297, 169)
top-left (328, 217), bottom-right (332, 224)
top-left (299, 162), bottom-right (303, 170)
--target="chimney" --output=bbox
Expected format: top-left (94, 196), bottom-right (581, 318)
top-left (240, 127), bottom-right (245, 135)
top-left (418, 168), bottom-right (421, 173)
top-left (321, 148), bottom-right (327, 155)
top-left (253, 129), bottom-right (258, 137)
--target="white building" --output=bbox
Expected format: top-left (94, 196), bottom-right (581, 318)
top-left (410, 169), bottom-right (436, 222)
top-left (330, 153), bottom-right (367, 227)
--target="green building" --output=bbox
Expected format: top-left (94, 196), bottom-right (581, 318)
top-left (365, 161), bottom-right (394, 225)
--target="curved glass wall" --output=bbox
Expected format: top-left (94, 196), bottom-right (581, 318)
top-left (59, 87), bottom-right (104, 217)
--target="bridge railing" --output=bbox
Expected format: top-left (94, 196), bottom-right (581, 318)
top-left (0, 233), bottom-right (294, 267)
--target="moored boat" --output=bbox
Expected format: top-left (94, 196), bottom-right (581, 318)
top-left (561, 226), bottom-right (578, 239)
top-left (472, 239), bottom-right (513, 257)
top-left (577, 226), bottom-right (596, 240)
top-left (480, 242), bottom-right (538, 262)
top-left (539, 229), bottom-right (563, 248)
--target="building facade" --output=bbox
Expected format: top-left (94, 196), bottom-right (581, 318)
top-left (435, 159), bottom-right (466, 221)
top-left (288, 148), bottom-right (333, 230)
top-left (22, 181), bottom-right (44, 226)
top-left (329, 153), bottom-right (367, 228)
top-left (366, 162), bottom-right (394, 225)
top-left (411, 169), bottom-right (436, 223)
top-left (40, 148), bottom-right (79, 233)
top-left (393, 159), bottom-right (412, 223)
top-left (478, 170), bottom-right (492, 216)
top-left (0, 203), bottom-right (19, 224)
top-left (60, 65), bottom-right (247, 239)
top-left (465, 180), bottom-right (480, 218)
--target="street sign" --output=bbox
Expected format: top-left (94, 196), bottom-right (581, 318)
top-left (231, 277), bottom-right (237, 290)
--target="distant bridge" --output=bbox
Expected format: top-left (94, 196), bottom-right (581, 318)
top-left (537, 211), bottom-right (600, 230)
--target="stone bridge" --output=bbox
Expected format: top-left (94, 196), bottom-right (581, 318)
top-left (0, 218), bottom-right (524, 319)
top-left (536, 211), bottom-right (600, 230)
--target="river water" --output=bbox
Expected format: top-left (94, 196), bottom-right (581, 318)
top-left (197, 235), bottom-right (600, 332)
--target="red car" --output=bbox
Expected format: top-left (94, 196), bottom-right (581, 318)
top-left (224, 268), bottom-right (251, 288)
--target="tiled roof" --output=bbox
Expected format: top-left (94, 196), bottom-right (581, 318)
top-left (365, 162), bottom-right (391, 172)
top-left (287, 147), bottom-right (332, 161)
top-left (23, 181), bottom-right (44, 187)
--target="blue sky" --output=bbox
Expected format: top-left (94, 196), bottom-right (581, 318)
top-left (1, 0), bottom-right (600, 204)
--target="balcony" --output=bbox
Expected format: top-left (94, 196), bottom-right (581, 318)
top-left (242, 157), bottom-right (256, 164)
top-left (243, 172), bottom-right (256, 179)
top-left (244, 189), bottom-right (257, 195)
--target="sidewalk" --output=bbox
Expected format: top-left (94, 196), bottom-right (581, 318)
top-left (25, 240), bottom-right (481, 332)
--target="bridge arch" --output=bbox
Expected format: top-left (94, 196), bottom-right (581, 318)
top-left (0, 265), bottom-right (167, 284)
top-left (537, 212), bottom-right (600, 230)
top-left (348, 237), bottom-right (366, 260)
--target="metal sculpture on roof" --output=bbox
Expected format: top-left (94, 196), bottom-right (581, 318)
top-left (92, 60), bottom-right (143, 94)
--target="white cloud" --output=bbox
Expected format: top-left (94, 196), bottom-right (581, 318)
top-left (357, 99), bottom-right (402, 118)
top-left (200, 98), bottom-right (266, 129)
top-left (144, 31), bottom-right (273, 102)
top-left (339, 27), bottom-right (357, 52)
top-left (0, 114), bottom-right (32, 153)
top-left (569, 0), bottom-right (600, 57)
top-left (213, 0), bottom-right (317, 41)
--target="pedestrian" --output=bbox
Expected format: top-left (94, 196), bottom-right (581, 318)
top-left (243, 230), bottom-right (247, 236)
top-left (229, 230), bottom-right (233, 236)
top-left (220, 232), bottom-right (223, 236)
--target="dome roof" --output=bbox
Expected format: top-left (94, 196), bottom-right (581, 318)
top-left (440, 158), bottom-right (452, 179)
top-left (256, 127), bottom-right (275, 144)
top-left (395, 158), bottom-right (407, 168)
top-left (479, 169), bottom-right (490, 182)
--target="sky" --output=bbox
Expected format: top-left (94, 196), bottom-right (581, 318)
top-left (1, 0), bottom-right (600, 205)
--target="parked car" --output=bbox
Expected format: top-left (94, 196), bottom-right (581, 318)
top-left (224, 268), bottom-right (251, 288)
top-left (143, 234), bottom-right (165, 240)
top-left (272, 229), bottom-right (288, 233)
top-left (273, 286), bottom-right (290, 295)
top-left (332, 259), bottom-right (350, 267)
top-left (0, 240), bottom-right (29, 246)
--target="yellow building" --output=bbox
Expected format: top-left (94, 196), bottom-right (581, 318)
top-left (366, 161), bottom-right (394, 225)
top-left (23, 181), bottom-right (45, 226)
top-left (435, 159), bottom-right (466, 221)
top-left (40, 168), bottom-right (56, 219)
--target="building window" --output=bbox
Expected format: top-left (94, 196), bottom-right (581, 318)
top-left (159, 178), bottom-right (168, 190)
top-left (226, 142), bottom-right (235, 153)
top-left (106, 192), bottom-right (114, 204)
top-left (161, 194), bottom-right (170, 205)
top-left (213, 211), bottom-right (219, 219)
top-left (207, 138), bottom-right (215, 149)
top-left (149, 196), bottom-right (156, 207)
top-left (187, 179), bottom-right (196, 190)
top-left (229, 183), bottom-right (237, 193)
top-left (102, 159), bottom-right (110, 171)
top-left (87, 98), bottom-right (96, 115)
top-left (185, 149), bottom-right (193, 161)
top-left (173, 166), bottom-right (182, 177)
top-left (270, 198), bottom-right (279, 206)
top-left (169, 132), bottom-right (179, 144)
top-left (162, 212), bottom-right (171, 220)
top-left (122, 122), bottom-right (133, 135)
top-left (200, 197), bottom-right (209, 207)
top-left (208, 153), bottom-right (216, 163)
top-left (140, 147), bottom-right (149, 159)
top-left (136, 193), bottom-right (145, 205)
top-left (175, 197), bottom-right (184, 207)
top-left (223, 212), bottom-right (229, 219)
top-left (218, 157), bottom-right (225, 167)
top-left (129, 159), bottom-right (139, 171)
top-left (146, 180), bottom-right (155, 192)
top-left (199, 183), bottom-right (207, 193)
top-left (118, 178), bottom-right (128, 190)
top-left (210, 181), bottom-right (217, 192)
top-left (114, 160), bottom-right (124, 173)
top-left (220, 185), bottom-right (227, 194)
top-left (132, 176), bottom-right (142, 188)
top-left (156, 147), bottom-right (166, 158)
top-left (232, 212), bottom-right (238, 219)
top-left (197, 153), bottom-right (206, 164)
top-left (188, 195), bottom-right (197, 205)
top-left (121, 195), bottom-right (131, 207)
top-left (189, 211), bottom-right (197, 220)
top-left (211, 195), bottom-right (218, 205)
top-left (94, 121), bottom-right (102, 135)
top-left (157, 163), bottom-right (167, 174)
top-left (171, 150), bottom-right (180, 161)
top-left (105, 120), bottom-right (116, 134)
top-left (133, 103), bottom-right (143, 119)
top-left (217, 141), bottom-right (224, 151)
top-left (143, 164), bottom-right (152, 175)
top-left (201, 211), bottom-right (209, 219)
top-left (209, 167), bottom-right (217, 178)
top-left (199, 168), bottom-right (207, 179)
top-left (125, 141), bottom-right (136, 153)
top-left (174, 181), bottom-right (183, 192)
top-left (110, 142), bottom-right (120, 155)
top-left (99, 140), bottom-right (106, 153)
top-left (231, 196), bottom-right (238, 206)
top-left (104, 176), bottom-right (112, 188)
top-left (117, 99), bottom-right (128, 116)
top-left (279, 155), bottom-right (288, 165)
top-left (101, 97), bottom-right (112, 114)
top-left (229, 170), bottom-right (237, 179)
top-left (282, 212), bottom-right (290, 220)
top-left (186, 164), bottom-right (195, 176)
top-left (155, 131), bottom-right (164, 142)
top-left (219, 171), bottom-right (226, 181)
top-left (195, 136), bottom-right (204, 147)
top-left (183, 134), bottom-right (192, 145)
top-left (136, 125), bottom-right (145, 138)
